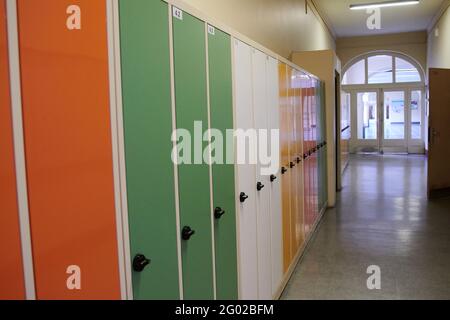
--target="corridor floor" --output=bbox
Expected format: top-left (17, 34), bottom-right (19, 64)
top-left (282, 154), bottom-right (450, 300)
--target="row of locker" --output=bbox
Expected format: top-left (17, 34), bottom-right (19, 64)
top-left (0, 0), bottom-right (327, 300)
top-left (278, 57), bottom-right (328, 274)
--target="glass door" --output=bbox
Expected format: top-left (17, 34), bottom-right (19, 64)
top-left (381, 90), bottom-right (407, 153)
top-left (354, 91), bottom-right (380, 152)
top-left (351, 88), bottom-right (425, 154)
top-left (407, 89), bottom-right (425, 153)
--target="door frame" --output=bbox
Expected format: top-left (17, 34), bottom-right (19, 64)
top-left (344, 83), bottom-right (426, 154)
top-left (380, 88), bottom-right (408, 153)
top-left (335, 71), bottom-right (342, 191)
top-left (348, 89), bottom-right (380, 153)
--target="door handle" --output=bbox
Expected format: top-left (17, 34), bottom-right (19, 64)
top-left (257, 182), bottom-right (265, 191)
top-left (431, 128), bottom-right (439, 146)
top-left (240, 192), bottom-right (249, 203)
top-left (296, 157), bottom-right (301, 164)
top-left (281, 167), bottom-right (287, 174)
top-left (290, 162), bottom-right (295, 168)
top-left (133, 254), bottom-right (151, 272)
top-left (182, 226), bottom-right (195, 240)
top-left (270, 174), bottom-right (277, 182)
top-left (214, 207), bottom-right (225, 219)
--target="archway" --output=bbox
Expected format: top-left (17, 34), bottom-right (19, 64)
top-left (341, 51), bottom-right (426, 154)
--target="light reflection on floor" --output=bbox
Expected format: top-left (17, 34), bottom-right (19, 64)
top-left (282, 154), bottom-right (450, 300)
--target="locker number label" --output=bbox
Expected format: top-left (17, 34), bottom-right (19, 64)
top-left (173, 7), bottom-right (183, 20)
top-left (207, 25), bottom-right (215, 35)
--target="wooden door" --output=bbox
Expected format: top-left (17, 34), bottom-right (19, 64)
top-left (428, 68), bottom-right (450, 198)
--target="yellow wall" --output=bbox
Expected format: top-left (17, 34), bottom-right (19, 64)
top-left (182, 0), bottom-right (336, 58)
top-left (336, 31), bottom-right (428, 73)
top-left (428, 4), bottom-right (450, 69)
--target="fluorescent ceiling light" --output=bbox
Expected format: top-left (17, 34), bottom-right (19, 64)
top-left (350, 0), bottom-right (419, 10)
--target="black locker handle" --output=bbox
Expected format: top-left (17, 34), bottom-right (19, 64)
top-left (133, 254), bottom-right (151, 272)
top-left (290, 162), bottom-right (295, 168)
top-left (281, 167), bottom-right (288, 175)
top-left (182, 226), bottom-right (195, 240)
top-left (240, 192), bottom-right (249, 203)
top-left (296, 157), bottom-right (301, 164)
top-left (257, 182), bottom-right (265, 191)
top-left (214, 207), bottom-right (225, 219)
top-left (270, 174), bottom-right (277, 182)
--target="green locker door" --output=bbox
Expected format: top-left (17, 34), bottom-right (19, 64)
top-left (172, 9), bottom-right (214, 299)
top-left (119, 0), bottom-right (180, 299)
top-left (207, 26), bottom-right (238, 300)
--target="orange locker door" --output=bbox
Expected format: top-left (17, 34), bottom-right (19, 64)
top-left (0, 0), bottom-right (25, 300)
top-left (302, 82), bottom-right (310, 236)
top-left (294, 72), bottom-right (304, 250)
top-left (309, 83), bottom-right (316, 225)
top-left (288, 67), bottom-right (298, 258)
top-left (312, 81), bottom-right (319, 222)
top-left (279, 63), bottom-right (292, 272)
top-left (17, 0), bottom-right (121, 299)
top-left (309, 79), bottom-right (316, 222)
top-left (307, 83), bottom-right (314, 234)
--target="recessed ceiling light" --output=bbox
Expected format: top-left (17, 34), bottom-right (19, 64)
top-left (350, 0), bottom-right (420, 10)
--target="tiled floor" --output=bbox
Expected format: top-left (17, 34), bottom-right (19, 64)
top-left (282, 154), bottom-right (450, 300)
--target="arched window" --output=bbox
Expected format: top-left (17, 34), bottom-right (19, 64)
top-left (340, 52), bottom-right (426, 155)
top-left (342, 52), bottom-right (423, 85)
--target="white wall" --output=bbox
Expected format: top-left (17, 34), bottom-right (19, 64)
top-left (337, 31), bottom-right (428, 73)
top-left (428, 3), bottom-right (450, 69)
top-left (182, 0), bottom-right (336, 58)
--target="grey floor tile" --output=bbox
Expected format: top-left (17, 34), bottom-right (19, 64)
top-left (282, 154), bottom-right (450, 300)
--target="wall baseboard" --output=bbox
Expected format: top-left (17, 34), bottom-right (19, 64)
top-left (429, 187), bottom-right (450, 199)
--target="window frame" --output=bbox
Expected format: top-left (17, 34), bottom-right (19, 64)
top-left (342, 52), bottom-right (424, 87)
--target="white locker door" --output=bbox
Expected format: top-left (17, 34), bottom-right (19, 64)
top-left (267, 57), bottom-right (283, 297)
top-left (233, 39), bottom-right (258, 300)
top-left (252, 49), bottom-right (272, 300)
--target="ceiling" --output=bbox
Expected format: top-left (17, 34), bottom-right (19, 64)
top-left (312, 0), bottom-right (445, 37)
